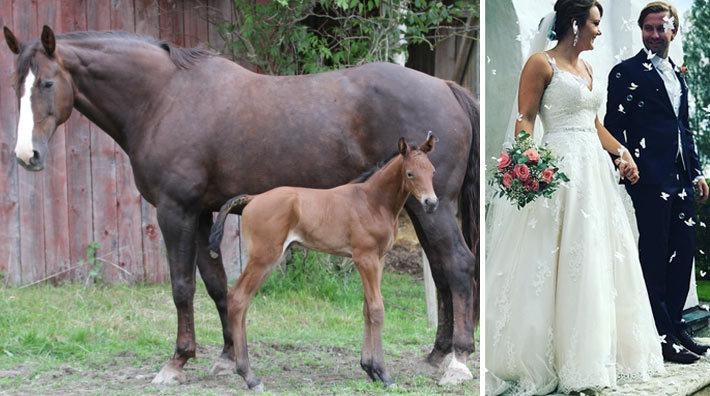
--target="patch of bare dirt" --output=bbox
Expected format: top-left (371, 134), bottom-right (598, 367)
top-left (384, 214), bottom-right (424, 278)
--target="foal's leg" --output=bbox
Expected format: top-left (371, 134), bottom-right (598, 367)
top-left (152, 202), bottom-right (200, 385)
top-left (228, 246), bottom-right (283, 391)
top-left (354, 253), bottom-right (394, 387)
top-left (406, 203), bottom-right (475, 385)
top-left (193, 211), bottom-right (235, 375)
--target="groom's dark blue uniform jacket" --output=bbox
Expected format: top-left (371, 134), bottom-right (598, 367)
top-left (605, 49), bottom-right (702, 185)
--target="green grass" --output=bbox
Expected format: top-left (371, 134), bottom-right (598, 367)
top-left (698, 279), bottom-right (710, 302)
top-left (0, 252), bottom-right (478, 394)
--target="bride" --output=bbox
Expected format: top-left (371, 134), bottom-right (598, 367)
top-left (485, 0), bottom-right (665, 394)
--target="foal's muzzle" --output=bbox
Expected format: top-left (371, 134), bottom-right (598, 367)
top-left (423, 197), bottom-right (439, 213)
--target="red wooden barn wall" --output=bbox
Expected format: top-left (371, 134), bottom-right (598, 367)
top-left (0, 0), bottom-right (478, 286)
top-left (0, 0), bottom-right (243, 286)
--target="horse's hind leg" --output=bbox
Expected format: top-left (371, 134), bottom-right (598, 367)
top-left (228, 245), bottom-right (282, 391)
top-left (406, 203), bottom-right (475, 385)
top-left (193, 211), bottom-right (234, 376)
top-left (353, 253), bottom-right (395, 387)
top-left (151, 202), bottom-right (200, 385)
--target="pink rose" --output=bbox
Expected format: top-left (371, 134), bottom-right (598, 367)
top-left (502, 172), bottom-right (514, 188)
top-left (530, 180), bottom-right (540, 191)
top-left (513, 164), bottom-right (530, 181)
top-left (541, 168), bottom-right (555, 183)
top-left (497, 151), bottom-right (511, 170)
top-left (523, 148), bottom-right (540, 163)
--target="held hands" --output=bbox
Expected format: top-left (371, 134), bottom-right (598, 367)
top-left (615, 148), bottom-right (640, 184)
top-left (696, 178), bottom-right (709, 203)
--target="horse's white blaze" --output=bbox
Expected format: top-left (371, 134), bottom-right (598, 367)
top-left (15, 71), bottom-right (36, 165)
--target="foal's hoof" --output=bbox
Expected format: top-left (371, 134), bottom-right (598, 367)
top-left (438, 356), bottom-right (473, 386)
top-left (248, 381), bottom-right (264, 392)
top-left (151, 363), bottom-right (187, 385)
top-left (209, 356), bottom-right (234, 376)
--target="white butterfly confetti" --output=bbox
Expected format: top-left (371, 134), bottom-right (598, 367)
top-left (517, 113), bottom-right (524, 122)
top-left (634, 148), bottom-right (640, 158)
top-left (618, 104), bottom-right (625, 113)
top-left (669, 250), bottom-right (677, 262)
top-left (660, 334), bottom-right (667, 343)
top-left (685, 218), bottom-right (696, 226)
top-left (640, 138), bottom-right (646, 148)
top-left (700, 251), bottom-right (706, 256)
top-left (663, 15), bottom-right (675, 32)
top-left (487, 56), bottom-right (491, 64)
top-left (678, 189), bottom-right (687, 199)
top-left (643, 62), bottom-right (653, 71)
top-left (701, 222), bottom-right (707, 228)
top-left (629, 82), bottom-right (638, 90)
top-left (646, 49), bottom-right (655, 60)
top-left (660, 192), bottom-right (670, 200)
top-left (491, 69), bottom-right (497, 75)
top-left (673, 343), bottom-right (683, 353)
top-left (701, 270), bottom-right (707, 277)
top-left (544, 104), bottom-right (551, 110)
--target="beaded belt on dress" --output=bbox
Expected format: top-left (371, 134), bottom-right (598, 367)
top-left (543, 126), bottom-right (597, 135)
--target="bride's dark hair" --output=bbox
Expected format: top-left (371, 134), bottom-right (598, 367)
top-left (553, 0), bottom-right (603, 41)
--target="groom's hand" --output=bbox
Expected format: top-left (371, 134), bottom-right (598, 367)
top-left (696, 178), bottom-right (709, 203)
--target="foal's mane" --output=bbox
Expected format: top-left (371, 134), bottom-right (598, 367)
top-left (14, 30), bottom-right (214, 87)
top-left (350, 151), bottom-right (400, 184)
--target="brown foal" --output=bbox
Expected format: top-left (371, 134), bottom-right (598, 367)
top-left (209, 134), bottom-right (438, 390)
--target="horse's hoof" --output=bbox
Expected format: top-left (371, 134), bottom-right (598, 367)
top-left (384, 381), bottom-right (398, 389)
top-left (209, 356), bottom-right (234, 376)
top-left (437, 356), bottom-right (473, 386)
top-left (151, 363), bottom-right (186, 385)
top-left (426, 350), bottom-right (448, 369)
top-left (249, 382), bottom-right (264, 392)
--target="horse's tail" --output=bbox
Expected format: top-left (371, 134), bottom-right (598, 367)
top-left (446, 81), bottom-right (480, 325)
top-left (209, 194), bottom-right (253, 258)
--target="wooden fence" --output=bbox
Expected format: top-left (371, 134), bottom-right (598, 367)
top-left (0, 0), bottom-right (478, 286)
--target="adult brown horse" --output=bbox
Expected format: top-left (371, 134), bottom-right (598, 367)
top-left (3, 26), bottom-right (478, 386)
top-left (209, 134), bottom-right (438, 390)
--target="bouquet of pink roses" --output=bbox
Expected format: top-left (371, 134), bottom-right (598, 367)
top-left (490, 131), bottom-right (569, 209)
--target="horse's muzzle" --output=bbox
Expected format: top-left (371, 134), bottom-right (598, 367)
top-left (16, 150), bottom-right (44, 171)
top-left (424, 197), bottom-right (439, 214)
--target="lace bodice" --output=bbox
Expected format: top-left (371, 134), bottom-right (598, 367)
top-left (539, 56), bottom-right (604, 134)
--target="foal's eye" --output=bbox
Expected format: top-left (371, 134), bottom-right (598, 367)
top-left (42, 81), bottom-right (54, 89)
top-left (406, 171), bottom-right (414, 179)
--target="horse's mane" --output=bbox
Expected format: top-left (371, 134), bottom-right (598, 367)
top-left (349, 151), bottom-right (399, 184)
top-left (57, 31), bottom-right (214, 69)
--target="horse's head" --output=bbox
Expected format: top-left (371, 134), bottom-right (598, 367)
top-left (398, 132), bottom-right (438, 213)
top-left (4, 25), bottom-right (74, 171)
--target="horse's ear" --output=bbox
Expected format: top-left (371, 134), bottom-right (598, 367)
top-left (398, 137), bottom-right (409, 156)
top-left (419, 131), bottom-right (437, 153)
top-left (41, 25), bottom-right (55, 57)
top-left (4, 26), bottom-right (21, 55)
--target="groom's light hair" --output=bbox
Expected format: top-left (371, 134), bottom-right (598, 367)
top-left (638, 1), bottom-right (680, 32)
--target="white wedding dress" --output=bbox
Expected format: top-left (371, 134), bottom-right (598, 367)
top-left (485, 55), bottom-right (665, 395)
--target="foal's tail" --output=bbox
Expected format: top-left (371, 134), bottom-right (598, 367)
top-left (446, 81), bottom-right (480, 324)
top-left (209, 194), bottom-right (254, 258)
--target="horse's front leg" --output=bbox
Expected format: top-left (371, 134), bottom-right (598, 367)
top-left (151, 202), bottom-right (200, 385)
top-left (354, 253), bottom-right (395, 387)
top-left (193, 211), bottom-right (235, 376)
top-left (407, 203), bottom-right (475, 386)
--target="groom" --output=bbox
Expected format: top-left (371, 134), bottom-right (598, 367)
top-left (605, 1), bottom-right (709, 364)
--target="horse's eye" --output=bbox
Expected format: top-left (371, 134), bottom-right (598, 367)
top-left (42, 81), bottom-right (54, 89)
top-left (406, 171), bottom-right (414, 179)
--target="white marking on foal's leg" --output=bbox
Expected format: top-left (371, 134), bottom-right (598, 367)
top-left (438, 354), bottom-right (473, 386)
top-left (15, 71), bottom-right (36, 165)
top-left (281, 231), bottom-right (301, 254)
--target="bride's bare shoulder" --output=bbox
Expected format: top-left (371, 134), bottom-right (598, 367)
top-left (521, 52), bottom-right (553, 83)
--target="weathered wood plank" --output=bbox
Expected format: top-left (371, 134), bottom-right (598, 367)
top-left (61, 0), bottom-right (94, 282)
top-left (38, 0), bottom-right (71, 284)
top-left (14, 0), bottom-right (45, 285)
top-left (206, 0), bottom-right (233, 56)
top-left (0, 0), bottom-right (20, 283)
top-left (135, 0), bottom-right (168, 283)
top-left (158, 0), bottom-right (184, 46)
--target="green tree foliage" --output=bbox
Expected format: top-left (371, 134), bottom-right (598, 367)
top-left (684, 0), bottom-right (710, 165)
top-left (214, 0), bottom-right (476, 75)
top-left (685, 0), bottom-right (710, 279)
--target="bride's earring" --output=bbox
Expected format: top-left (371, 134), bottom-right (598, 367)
top-left (572, 20), bottom-right (579, 47)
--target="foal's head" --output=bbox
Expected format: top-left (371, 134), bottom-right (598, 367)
top-left (398, 132), bottom-right (438, 213)
top-left (4, 26), bottom-right (74, 171)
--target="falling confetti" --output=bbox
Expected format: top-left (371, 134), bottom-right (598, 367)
top-left (623, 130), bottom-right (628, 142)
top-left (701, 270), bottom-right (707, 277)
top-left (634, 148), bottom-right (640, 158)
top-left (685, 218), bottom-right (696, 226)
top-left (640, 138), bottom-right (646, 148)
top-left (517, 113), bottom-right (524, 122)
top-left (618, 104), bottom-right (625, 113)
top-left (701, 221), bottom-right (707, 228)
top-left (643, 62), bottom-right (653, 71)
top-left (663, 15), bottom-right (675, 32)
top-left (669, 250), bottom-right (677, 263)
top-left (673, 343), bottom-right (683, 353)
top-left (492, 69), bottom-right (497, 75)
top-left (544, 104), bottom-right (551, 110)
top-left (646, 50), bottom-right (655, 60)
top-left (660, 334), bottom-right (667, 344)
top-left (660, 192), bottom-right (670, 200)
top-left (487, 56), bottom-right (491, 64)
top-left (700, 251), bottom-right (706, 256)
top-left (678, 189), bottom-right (687, 200)
top-left (629, 82), bottom-right (638, 90)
